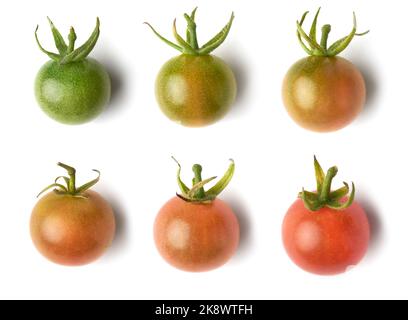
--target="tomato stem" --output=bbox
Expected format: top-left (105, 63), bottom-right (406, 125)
top-left (67, 27), bottom-right (77, 54)
top-left (37, 163), bottom-right (101, 198)
top-left (146, 8), bottom-right (234, 56)
top-left (185, 8), bottom-right (199, 50)
top-left (173, 159), bottom-right (235, 203)
top-left (320, 25), bottom-right (331, 52)
top-left (296, 8), bottom-right (369, 57)
top-left (58, 162), bottom-right (77, 194)
top-left (299, 157), bottom-right (355, 211)
top-left (319, 166), bottom-right (338, 203)
top-left (192, 164), bottom-right (206, 199)
top-left (35, 18), bottom-right (101, 64)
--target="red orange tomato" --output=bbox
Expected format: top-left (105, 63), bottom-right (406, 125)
top-left (155, 197), bottom-right (239, 272)
top-left (154, 159), bottom-right (239, 272)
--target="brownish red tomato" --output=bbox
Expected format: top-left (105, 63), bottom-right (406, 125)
top-left (282, 157), bottom-right (370, 275)
top-left (282, 9), bottom-right (368, 132)
top-left (30, 163), bottom-right (115, 266)
top-left (283, 56), bottom-right (365, 132)
top-left (154, 159), bottom-right (239, 272)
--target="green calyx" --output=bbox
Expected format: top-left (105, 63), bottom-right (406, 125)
top-left (35, 17), bottom-right (100, 64)
top-left (37, 163), bottom-right (100, 198)
top-left (145, 8), bottom-right (234, 56)
top-left (299, 156), bottom-right (355, 211)
top-left (173, 158), bottom-right (235, 203)
top-left (297, 8), bottom-right (369, 57)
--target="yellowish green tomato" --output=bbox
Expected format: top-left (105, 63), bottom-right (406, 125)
top-left (146, 8), bottom-right (237, 127)
top-left (34, 18), bottom-right (111, 125)
top-left (156, 55), bottom-right (236, 127)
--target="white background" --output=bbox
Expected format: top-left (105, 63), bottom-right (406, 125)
top-left (0, 0), bottom-right (404, 300)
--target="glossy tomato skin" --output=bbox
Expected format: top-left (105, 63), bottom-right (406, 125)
top-left (35, 58), bottom-right (111, 125)
top-left (30, 190), bottom-right (115, 266)
top-left (155, 54), bottom-right (237, 127)
top-left (154, 197), bottom-right (240, 272)
top-left (282, 198), bottom-right (370, 275)
top-left (282, 56), bottom-right (366, 132)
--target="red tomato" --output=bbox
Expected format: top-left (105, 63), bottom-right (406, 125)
top-left (283, 199), bottom-right (370, 275)
top-left (282, 157), bottom-right (370, 275)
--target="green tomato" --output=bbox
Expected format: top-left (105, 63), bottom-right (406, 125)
top-left (35, 18), bottom-right (110, 125)
top-left (35, 58), bottom-right (111, 125)
top-left (156, 54), bottom-right (236, 127)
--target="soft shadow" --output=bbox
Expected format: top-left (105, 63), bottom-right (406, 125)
top-left (357, 62), bottom-right (379, 110)
top-left (350, 48), bottom-right (380, 116)
top-left (224, 194), bottom-right (252, 258)
top-left (223, 48), bottom-right (250, 114)
top-left (102, 192), bottom-right (129, 260)
top-left (106, 63), bottom-right (125, 106)
top-left (97, 51), bottom-right (128, 117)
top-left (358, 195), bottom-right (383, 256)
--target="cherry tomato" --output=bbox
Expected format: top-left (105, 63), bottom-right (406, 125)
top-left (154, 159), bottom-right (239, 272)
top-left (282, 157), bottom-right (370, 275)
top-left (155, 197), bottom-right (239, 272)
top-left (282, 9), bottom-right (368, 132)
top-left (35, 18), bottom-right (111, 125)
top-left (146, 8), bottom-right (237, 127)
top-left (156, 55), bottom-right (236, 127)
top-left (283, 56), bottom-right (365, 132)
top-left (283, 199), bottom-right (370, 275)
top-left (30, 163), bottom-right (115, 266)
